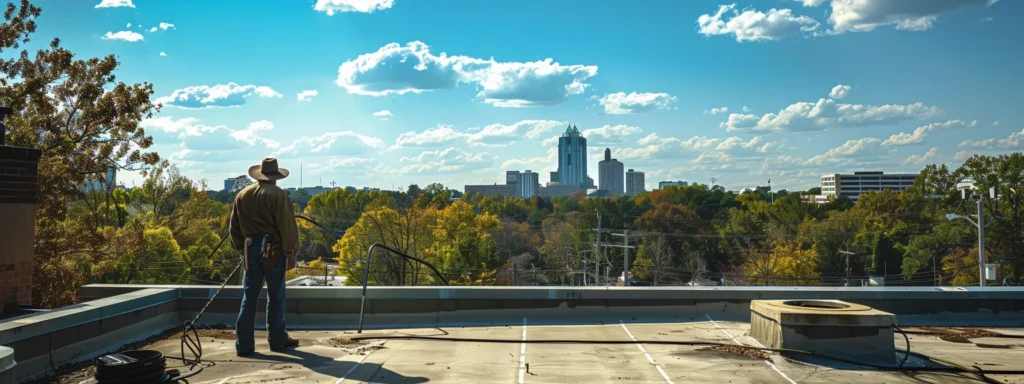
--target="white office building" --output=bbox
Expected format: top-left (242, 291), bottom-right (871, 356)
top-left (626, 169), bottom-right (645, 196)
top-left (817, 171), bottom-right (919, 202)
top-left (519, 170), bottom-right (539, 198)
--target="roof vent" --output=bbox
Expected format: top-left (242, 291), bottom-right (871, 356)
top-left (750, 300), bottom-right (896, 365)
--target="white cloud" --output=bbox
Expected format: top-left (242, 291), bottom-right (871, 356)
top-left (827, 0), bottom-right (998, 33)
top-left (993, 121), bottom-right (1001, 127)
top-left (723, 97), bottom-right (939, 133)
top-left (102, 31), bottom-right (144, 42)
top-left (467, 120), bottom-right (563, 146)
top-left (273, 131), bottom-right (386, 157)
top-left (399, 148), bottom-right (493, 168)
top-left (95, 0), bottom-right (133, 8)
top-left (314, 0), bottom-right (393, 15)
top-left (581, 124), bottom-right (641, 144)
top-left (697, 4), bottom-right (820, 42)
top-left (742, 105), bottom-right (751, 112)
top-left (372, 110), bottom-right (392, 117)
top-left (156, 83), bottom-right (283, 109)
top-left (159, 51), bottom-right (167, 57)
top-left (829, 84), bottom-right (852, 99)
top-left (393, 120), bottom-right (562, 149)
top-left (796, 0), bottom-right (827, 6)
top-left (148, 22), bottom-right (175, 33)
top-left (307, 157), bottom-right (374, 173)
top-left (297, 90), bottom-right (319, 102)
top-left (716, 136), bottom-right (768, 152)
top-left (141, 116), bottom-right (213, 138)
top-left (881, 119), bottom-right (975, 146)
top-left (502, 147), bottom-right (557, 170)
top-left (126, 23), bottom-right (131, 28)
top-left (541, 136), bottom-right (559, 146)
top-left (705, 107), bottom-right (729, 115)
top-left (960, 128), bottom-right (1024, 150)
top-left (954, 150), bottom-right (975, 162)
top-left (904, 147), bottom-right (940, 166)
top-left (393, 125), bottom-right (464, 148)
top-left (523, 121), bottom-right (561, 139)
top-left (229, 120), bottom-right (281, 149)
top-left (597, 92), bottom-right (676, 114)
top-left (981, 16), bottom-right (994, 22)
top-left (807, 137), bottom-right (881, 165)
top-left (141, 117), bottom-right (280, 162)
top-left (336, 41), bottom-right (598, 107)
top-left (681, 136), bottom-right (722, 150)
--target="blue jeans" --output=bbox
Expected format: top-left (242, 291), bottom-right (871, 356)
top-left (235, 237), bottom-right (288, 352)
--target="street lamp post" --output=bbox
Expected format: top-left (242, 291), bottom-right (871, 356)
top-left (946, 193), bottom-right (987, 286)
top-left (839, 250), bottom-right (856, 286)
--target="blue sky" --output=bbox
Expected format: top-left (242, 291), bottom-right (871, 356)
top-left (32, 0), bottom-right (1022, 191)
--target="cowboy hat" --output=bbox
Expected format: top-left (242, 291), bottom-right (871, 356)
top-left (248, 158), bottom-right (290, 181)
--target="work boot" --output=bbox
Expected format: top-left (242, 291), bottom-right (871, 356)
top-left (270, 337), bottom-right (300, 352)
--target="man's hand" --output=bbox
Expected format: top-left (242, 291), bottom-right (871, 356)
top-left (287, 259), bottom-right (296, 271)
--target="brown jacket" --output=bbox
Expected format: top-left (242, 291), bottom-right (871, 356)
top-left (229, 181), bottom-right (300, 266)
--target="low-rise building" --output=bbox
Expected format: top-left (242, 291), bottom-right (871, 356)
top-left (538, 184), bottom-right (584, 198)
top-left (658, 180), bottom-right (687, 189)
top-left (816, 171), bottom-right (919, 203)
top-left (465, 184), bottom-right (519, 197)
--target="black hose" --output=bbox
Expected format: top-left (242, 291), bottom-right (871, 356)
top-left (94, 350), bottom-right (167, 384)
top-left (895, 326), bottom-right (910, 368)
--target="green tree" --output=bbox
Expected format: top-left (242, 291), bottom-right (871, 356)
top-left (0, 1), bottom-right (163, 306)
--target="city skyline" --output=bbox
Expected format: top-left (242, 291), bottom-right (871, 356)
top-left (40, 0), bottom-right (1023, 192)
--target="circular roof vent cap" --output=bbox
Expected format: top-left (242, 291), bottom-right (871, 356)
top-left (782, 300), bottom-right (851, 309)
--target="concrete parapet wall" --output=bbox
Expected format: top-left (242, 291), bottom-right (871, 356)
top-left (79, 285), bottom-right (1024, 324)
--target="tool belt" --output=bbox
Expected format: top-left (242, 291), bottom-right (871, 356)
top-left (243, 234), bottom-right (279, 270)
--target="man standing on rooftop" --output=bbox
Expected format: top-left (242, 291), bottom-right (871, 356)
top-left (229, 158), bottom-right (301, 355)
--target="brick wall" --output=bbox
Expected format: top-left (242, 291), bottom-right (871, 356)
top-left (0, 145), bottom-right (41, 313)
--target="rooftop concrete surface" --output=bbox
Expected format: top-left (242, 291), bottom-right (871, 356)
top-left (60, 320), bottom-right (1024, 384)
top-left (6, 286), bottom-right (1024, 382)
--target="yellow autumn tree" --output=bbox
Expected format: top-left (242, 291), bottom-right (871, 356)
top-left (742, 239), bottom-right (820, 286)
top-left (333, 204), bottom-right (435, 286)
top-left (942, 248), bottom-right (978, 286)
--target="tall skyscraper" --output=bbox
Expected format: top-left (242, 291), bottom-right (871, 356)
top-left (557, 124), bottom-right (588, 188)
top-left (520, 170), bottom-right (539, 198)
top-left (598, 148), bottom-right (624, 195)
top-left (549, 171), bottom-right (559, 186)
top-left (626, 169), bottom-right (645, 196)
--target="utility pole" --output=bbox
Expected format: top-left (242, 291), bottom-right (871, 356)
top-left (622, 230), bottom-right (629, 283)
top-left (839, 250), bottom-right (854, 284)
top-left (977, 195), bottom-right (985, 286)
top-left (594, 212), bottom-right (602, 286)
top-left (609, 231), bottom-right (634, 284)
top-left (946, 187), bottom-right (995, 286)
